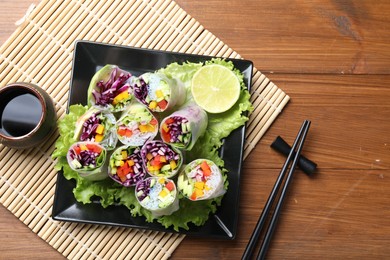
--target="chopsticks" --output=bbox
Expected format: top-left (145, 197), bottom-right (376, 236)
top-left (242, 120), bottom-right (311, 260)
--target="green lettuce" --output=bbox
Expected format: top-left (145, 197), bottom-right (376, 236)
top-left (52, 104), bottom-right (88, 162)
top-left (52, 58), bottom-right (253, 231)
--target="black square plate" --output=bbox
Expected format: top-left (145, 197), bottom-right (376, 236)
top-left (52, 40), bottom-right (253, 239)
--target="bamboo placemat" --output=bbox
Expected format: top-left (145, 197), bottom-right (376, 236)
top-left (0, 0), bottom-right (289, 259)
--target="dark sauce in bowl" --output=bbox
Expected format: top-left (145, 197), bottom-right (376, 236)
top-left (0, 90), bottom-right (43, 137)
top-left (0, 82), bottom-right (56, 149)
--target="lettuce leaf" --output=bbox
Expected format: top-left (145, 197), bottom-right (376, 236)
top-left (52, 104), bottom-right (88, 160)
top-left (158, 196), bottom-right (220, 230)
top-left (52, 58), bottom-right (253, 231)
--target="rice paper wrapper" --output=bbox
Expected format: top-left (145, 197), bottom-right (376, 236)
top-left (87, 64), bottom-right (133, 112)
top-left (135, 177), bottom-right (179, 218)
top-left (74, 107), bottom-right (118, 150)
top-left (66, 141), bottom-right (108, 181)
top-left (160, 104), bottom-right (208, 150)
top-left (116, 101), bottom-right (158, 146)
top-left (141, 140), bottom-right (183, 178)
top-left (108, 145), bottom-right (146, 187)
top-left (177, 159), bottom-right (226, 201)
top-left (132, 72), bottom-right (186, 112)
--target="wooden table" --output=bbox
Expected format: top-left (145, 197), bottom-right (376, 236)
top-left (0, 0), bottom-right (389, 259)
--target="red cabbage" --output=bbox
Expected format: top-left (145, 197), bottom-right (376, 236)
top-left (80, 112), bottom-right (101, 141)
top-left (92, 68), bottom-right (131, 106)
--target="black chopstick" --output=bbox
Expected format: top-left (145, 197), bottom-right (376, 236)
top-left (242, 120), bottom-right (311, 260)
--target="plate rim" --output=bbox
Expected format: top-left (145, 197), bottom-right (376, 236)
top-left (52, 40), bottom-right (253, 239)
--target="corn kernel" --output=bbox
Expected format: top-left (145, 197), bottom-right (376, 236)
top-left (156, 90), bottom-right (164, 98)
top-left (147, 124), bottom-right (155, 132)
top-left (148, 165), bottom-right (157, 171)
top-left (127, 160), bottom-right (135, 166)
top-left (149, 101), bottom-right (158, 109)
top-left (95, 134), bottom-right (104, 142)
top-left (195, 189), bottom-right (204, 197)
top-left (112, 91), bottom-right (129, 105)
top-left (159, 189), bottom-right (168, 197)
top-left (96, 124), bottom-right (104, 134)
top-left (170, 160), bottom-right (177, 170)
top-left (194, 182), bottom-right (205, 190)
top-left (139, 124), bottom-right (148, 132)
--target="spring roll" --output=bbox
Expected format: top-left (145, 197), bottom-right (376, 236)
top-left (108, 145), bottom-right (146, 187)
top-left (66, 141), bottom-right (107, 181)
top-left (116, 102), bottom-right (159, 146)
top-left (141, 140), bottom-right (182, 178)
top-left (177, 159), bottom-right (226, 201)
top-left (132, 72), bottom-right (186, 112)
top-left (135, 177), bottom-right (179, 217)
top-left (160, 104), bottom-right (208, 150)
top-left (74, 108), bottom-right (118, 150)
top-left (88, 64), bottom-right (133, 112)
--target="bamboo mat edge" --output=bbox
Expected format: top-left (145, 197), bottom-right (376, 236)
top-left (0, 0), bottom-right (290, 259)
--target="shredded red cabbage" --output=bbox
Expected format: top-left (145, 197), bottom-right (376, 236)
top-left (141, 140), bottom-right (181, 161)
top-left (132, 77), bottom-right (148, 105)
top-left (135, 178), bottom-right (152, 201)
top-left (80, 112), bottom-right (101, 141)
top-left (69, 149), bottom-right (100, 167)
top-left (92, 68), bottom-right (131, 106)
top-left (165, 116), bottom-right (189, 143)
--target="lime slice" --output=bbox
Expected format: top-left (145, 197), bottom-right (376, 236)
top-left (191, 64), bottom-right (241, 113)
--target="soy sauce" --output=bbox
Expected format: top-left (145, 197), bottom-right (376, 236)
top-left (0, 90), bottom-right (43, 137)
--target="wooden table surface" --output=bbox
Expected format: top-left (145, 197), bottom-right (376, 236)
top-left (0, 0), bottom-right (389, 259)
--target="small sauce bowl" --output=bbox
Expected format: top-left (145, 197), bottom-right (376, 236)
top-left (0, 82), bottom-right (57, 149)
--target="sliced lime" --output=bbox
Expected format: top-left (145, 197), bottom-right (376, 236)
top-left (191, 64), bottom-right (240, 113)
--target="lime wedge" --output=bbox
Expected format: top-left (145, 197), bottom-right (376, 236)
top-left (191, 64), bottom-right (240, 113)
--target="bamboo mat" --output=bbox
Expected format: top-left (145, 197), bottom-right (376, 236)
top-left (0, 0), bottom-right (289, 259)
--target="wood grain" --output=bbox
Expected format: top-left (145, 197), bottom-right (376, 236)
top-left (0, 0), bottom-right (389, 259)
top-left (177, 0), bottom-right (390, 75)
